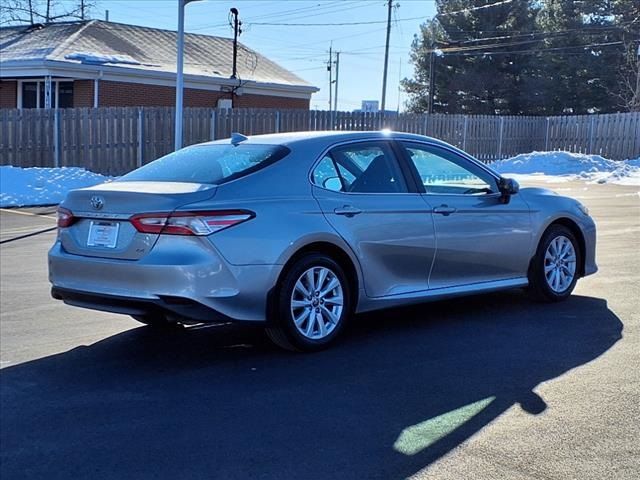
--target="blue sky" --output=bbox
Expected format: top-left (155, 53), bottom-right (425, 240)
top-left (80, 0), bottom-right (436, 111)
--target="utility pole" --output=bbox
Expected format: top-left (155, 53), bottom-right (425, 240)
top-left (230, 8), bottom-right (242, 79)
top-left (635, 43), bottom-right (640, 111)
top-left (328, 46), bottom-right (333, 113)
top-left (396, 61), bottom-right (401, 113)
top-left (333, 51), bottom-right (340, 113)
top-left (427, 42), bottom-right (436, 114)
top-left (380, 0), bottom-right (393, 113)
top-left (80, 0), bottom-right (86, 20)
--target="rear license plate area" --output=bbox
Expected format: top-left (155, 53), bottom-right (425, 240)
top-left (87, 221), bottom-right (119, 248)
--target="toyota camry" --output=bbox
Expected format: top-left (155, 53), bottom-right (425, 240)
top-left (49, 131), bottom-right (597, 351)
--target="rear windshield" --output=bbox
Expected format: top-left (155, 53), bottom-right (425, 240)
top-left (119, 144), bottom-right (290, 184)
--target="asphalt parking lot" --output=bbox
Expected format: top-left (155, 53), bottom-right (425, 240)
top-left (1, 181), bottom-right (639, 480)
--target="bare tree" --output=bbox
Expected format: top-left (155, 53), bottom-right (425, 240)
top-left (78, 0), bottom-right (95, 20)
top-left (607, 40), bottom-right (640, 112)
top-left (1, 0), bottom-right (97, 26)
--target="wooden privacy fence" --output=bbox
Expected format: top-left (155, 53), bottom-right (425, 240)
top-left (1, 107), bottom-right (638, 175)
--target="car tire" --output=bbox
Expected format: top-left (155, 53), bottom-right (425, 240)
top-left (528, 225), bottom-right (581, 302)
top-left (131, 314), bottom-right (181, 329)
top-left (266, 253), bottom-right (352, 352)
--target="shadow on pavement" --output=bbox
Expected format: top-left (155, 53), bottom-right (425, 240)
top-left (0, 292), bottom-right (623, 479)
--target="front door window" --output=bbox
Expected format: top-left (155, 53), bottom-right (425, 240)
top-left (402, 142), bottom-right (497, 195)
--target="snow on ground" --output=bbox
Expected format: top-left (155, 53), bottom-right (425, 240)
top-left (491, 151), bottom-right (640, 186)
top-left (0, 166), bottom-right (111, 208)
top-left (1, 151), bottom-right (639, 208)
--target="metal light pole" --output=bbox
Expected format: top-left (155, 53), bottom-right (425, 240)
top-left (175, 0), bottom-right (202, 151)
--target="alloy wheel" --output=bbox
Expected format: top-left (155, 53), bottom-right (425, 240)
top-left (290, 266), bottom-right (344, 340)
top-left (544, 235), bottom-right (577, 293)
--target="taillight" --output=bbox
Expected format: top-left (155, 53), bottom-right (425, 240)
top-left (130, 210), bottom-right (254, 236)
top-left (57, 207), bottom-right (75, 228)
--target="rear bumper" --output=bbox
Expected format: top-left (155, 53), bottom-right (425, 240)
top-left (51, 286), bottom-right (233, 323)
top-left (48, 237), bottom-right (281, 322)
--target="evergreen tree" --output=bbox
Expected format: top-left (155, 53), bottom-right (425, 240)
top-left (403, 0), bottom-right (640, 114)
top-left (404, 0), bottom-right (538, 114)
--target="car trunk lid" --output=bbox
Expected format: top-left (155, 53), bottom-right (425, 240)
top-left (59, 181), bottom-right (217, 260)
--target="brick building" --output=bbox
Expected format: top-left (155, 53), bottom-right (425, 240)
top-left (0, 20), bottom-right (318, 110)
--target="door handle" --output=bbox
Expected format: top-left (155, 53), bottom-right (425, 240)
top-left (433, 205), bottom-right (457, 216)
top-left (334, 205), bottom-right (362, 217)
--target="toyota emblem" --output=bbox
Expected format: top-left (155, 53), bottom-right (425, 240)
top-left (90, 195), bottom-right (105, 210)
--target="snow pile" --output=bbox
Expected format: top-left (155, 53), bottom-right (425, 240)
top-left (492, 151), bottom-right (640, 186)
top-left (65, 52), bottom-right (140, 65)
top-left (0, 166), bottom-right (111, 208)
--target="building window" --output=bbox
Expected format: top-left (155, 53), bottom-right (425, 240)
top-left (22, 82), bottom-right (38, 108)
top-left (19, 81), bottom-right (74, 108)
top-left (58, 82), bottom-right (74, 108)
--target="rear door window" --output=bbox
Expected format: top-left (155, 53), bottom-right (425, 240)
top-left (312, 156), bottom-right (343, 191)
top-left (120, 144), bottom-right (290, 185)
top-left (312, 141), bottom-right (408, 194)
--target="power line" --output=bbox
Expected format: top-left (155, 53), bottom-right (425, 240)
top-left (190, 2), bottom-right (347, 29)
top-left (447, 23), bottom-right (635, 46)
top-left (189, 1), bottom-right (375, 31)
top-left (426, 17), bottom-right (638, 36)
top-left (247, 0), bottom-right (514, 26)
top-left (339, 39), bottom-right (625, 58)
top-left (438, 0), bottom-right (514, 16)
top-left (268, 25), bottom-right (392, 53)
top-left (253, 1), bottom-right (373, 23)
top-left (247, 15), bottom-right (429, 27)
top-left (430, 39), bottom-right (625, 54)
top-left (343, 44), bottom-right (414, 54)
top-left (444, 41), bottom-right (625, 57)
top-left (240, 1), bottom-right (345, 22)
top-left (288, 65), bottom-right (329, 73)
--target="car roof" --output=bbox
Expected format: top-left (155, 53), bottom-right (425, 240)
top-left (203, 130), bottom-right (453, 149)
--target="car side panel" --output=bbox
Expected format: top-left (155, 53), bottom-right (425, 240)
top-left (520, 188), bottom-right (598, 277)
top-left (313, 187), bottom-right (436, 298)
top-left (197, 194), bottom-right (339, 265)
top-left (425, 193), bottom-right (534, 288)
top-left (49, 236), bottom-right (279, 322)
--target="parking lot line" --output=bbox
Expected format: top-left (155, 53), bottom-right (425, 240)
top-left (0, 227), bottom-right (57, 245)
top-left (1, 226), bottom-right (55, 235)
top-left (0, 208), bottom-right (57, 220)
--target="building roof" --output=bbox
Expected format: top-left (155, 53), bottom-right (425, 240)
top-left (0, 20), bottom-right (317, 93)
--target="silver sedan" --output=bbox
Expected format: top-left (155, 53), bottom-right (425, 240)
top-left (49, 131), bottom-right (597, 351)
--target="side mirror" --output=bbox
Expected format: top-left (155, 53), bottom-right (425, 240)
top-left (498, 177), bottom-right (519, 204)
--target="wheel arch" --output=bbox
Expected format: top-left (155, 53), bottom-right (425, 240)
top-left (266, 241), bottom-right (361, 323)
top-left (535, 217), bottom-right (587, 277)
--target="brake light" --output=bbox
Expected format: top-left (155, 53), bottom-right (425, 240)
top-left (57, 207), bottom-right (75, 228)
top-left (130, 210), bottom-right (254, 236)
